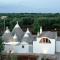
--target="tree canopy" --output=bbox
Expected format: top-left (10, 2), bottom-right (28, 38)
top-left (0, 13), bottom-right (60, 34)
top-left (0, 37), bottom-right (4, 54)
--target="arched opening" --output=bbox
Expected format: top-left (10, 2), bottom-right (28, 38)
top-left (40, 37), bottom-right (51, 43)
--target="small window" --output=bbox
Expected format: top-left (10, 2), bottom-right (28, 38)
top-left (22, 45), bottom-right (24, 48)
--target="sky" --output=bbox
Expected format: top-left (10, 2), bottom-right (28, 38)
top-left (0, 0), bottom-right (60, 13)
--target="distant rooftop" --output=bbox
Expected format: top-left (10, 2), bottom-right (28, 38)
top-left (39, 31), bottom-right (57, 39)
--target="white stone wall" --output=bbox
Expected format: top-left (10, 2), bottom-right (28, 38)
top-left (15, 44), bottom-right (29, 53)
top-left (4, 44), bottom-right (16, 53)
top-left (4, 42), bottom-right (30, 53)
top-left (56, 41), bottom-right (60, 52)
top-left (33, 38), bottom-right (55, 54)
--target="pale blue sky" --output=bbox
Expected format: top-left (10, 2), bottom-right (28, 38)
top-left (0, 0), bottom-right (60, 13)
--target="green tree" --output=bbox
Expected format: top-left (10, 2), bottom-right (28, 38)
top-left (33, 18), bottom-right (40, 33)
top-left (0, 37), bottom-right (4, 53)
top-left (0, 37), bottom-right (4, 60)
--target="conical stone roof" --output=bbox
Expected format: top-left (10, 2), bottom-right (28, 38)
top-left (2, 27), bottom-right (13, 42)
top-left (21, 28), bottom-right (34, 44)
top-left (12, 21), bottom-right (24, 42)
top-left (13, 33), bottom-right (18, 42)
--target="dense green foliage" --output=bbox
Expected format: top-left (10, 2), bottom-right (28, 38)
top-left (0, 13), bottom-right (60, 35)
top-left (0, 37), bottom-right (4, 54)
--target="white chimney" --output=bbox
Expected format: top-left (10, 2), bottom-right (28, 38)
top-left (40, 26), bottom-right (42, 34)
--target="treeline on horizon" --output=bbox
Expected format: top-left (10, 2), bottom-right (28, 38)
top-left (0, 13), bottom-right (60, 35)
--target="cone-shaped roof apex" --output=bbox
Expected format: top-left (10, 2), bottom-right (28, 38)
top-left (5, 27), bottom-right (10, 33)
top-left (14, 21), bottom-right (20, 28)
top-left (26, 28), bottom-right (30, 33)
top-left (24, 28), bottom-right (30, 38)
top-left (13, 34), bottom-right (17, 40)
top-left (22, 28), bottom-right (33, 44)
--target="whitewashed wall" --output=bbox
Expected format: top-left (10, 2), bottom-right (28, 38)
top-left (4, 44), bottom-right (15, 53)
top-left (33, 38), bottom-right (55, 54)
top-left (15, 44), bottom-right (29, 53)
top-left (56, 41), bottom-right (60, 52)
top-left (4, 42), bottom-right (30, 53)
